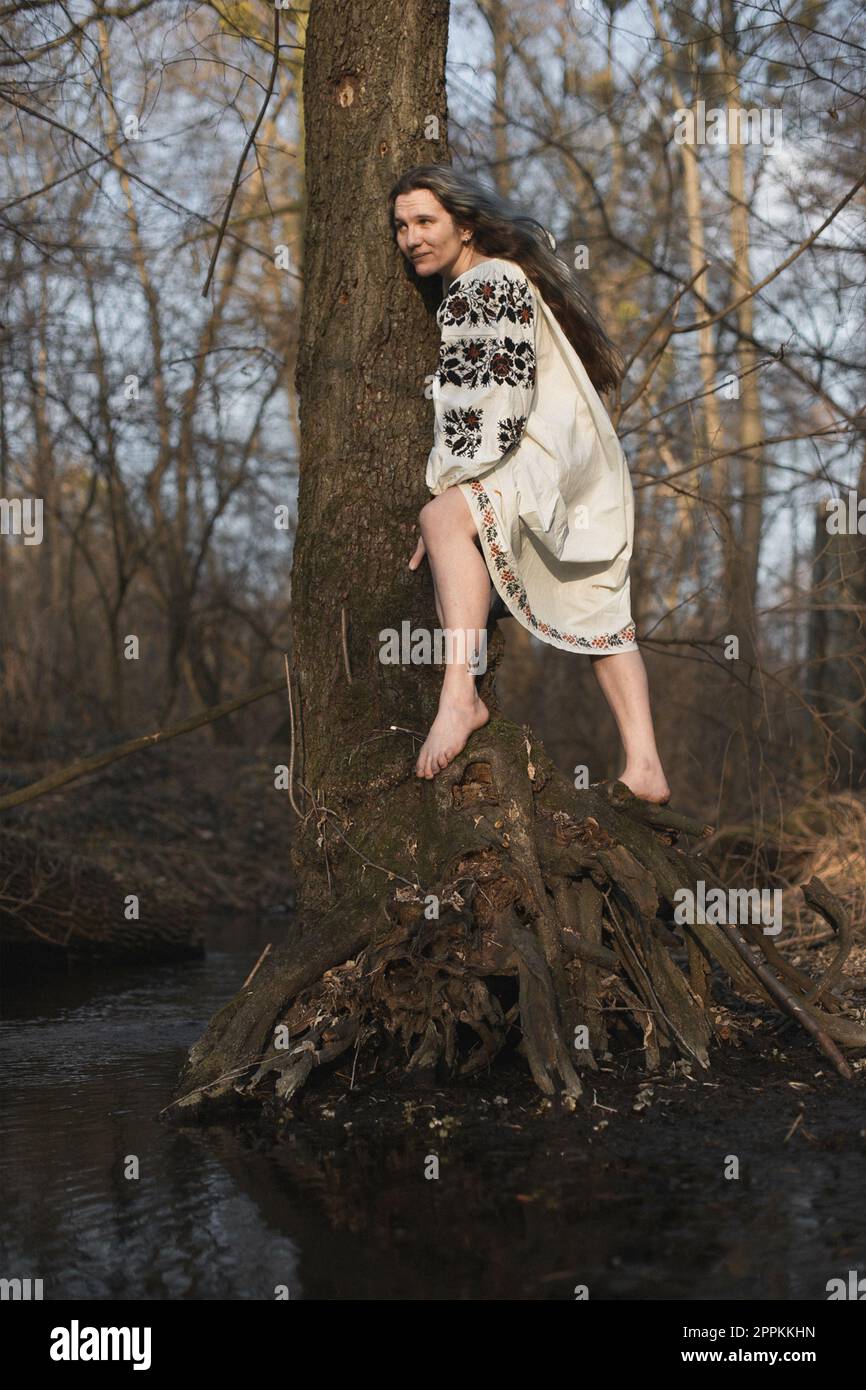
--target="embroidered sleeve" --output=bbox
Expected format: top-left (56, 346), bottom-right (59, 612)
top-left (425, 264), bottom-right (536, 494)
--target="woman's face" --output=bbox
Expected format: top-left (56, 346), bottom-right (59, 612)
top-left (393, 189), bottom-right (468, 280)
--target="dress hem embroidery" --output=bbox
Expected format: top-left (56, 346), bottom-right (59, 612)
top-left (463, 478), bottom-right (638, 655)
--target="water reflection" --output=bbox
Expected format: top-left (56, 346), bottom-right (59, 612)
top-left (1, 916), bottom-right (863, 1300)
top-left (1, 921), bottom-right (300, 1299)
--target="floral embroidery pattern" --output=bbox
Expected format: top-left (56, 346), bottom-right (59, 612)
top-left (436, 335), bottom-right (535, 392)
top-left (442, 406), bottom-right (483, 458)
top-left (438, 265), bottom-right (535, 332)
top-left (496, 416), bottom-right (526, 452)
top-left (489, 340), bottom-right (535, 386)
top-left (467, 479), bottom-right (637, 652)
top-left (429, 263), bottom-right (536, 467)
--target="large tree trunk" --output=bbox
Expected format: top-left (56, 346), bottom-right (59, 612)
top-left (164, 0), bottom-right (863, 1125)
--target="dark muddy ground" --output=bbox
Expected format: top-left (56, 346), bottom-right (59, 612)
top-left (198, 1011), bottom-right (866, 1301)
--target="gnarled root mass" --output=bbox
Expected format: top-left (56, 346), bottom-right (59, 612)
top-left (163, 724), bottom-right (864, 1125)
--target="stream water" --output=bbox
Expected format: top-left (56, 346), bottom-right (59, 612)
top-left (2, 912), bottom-right (865, 1301)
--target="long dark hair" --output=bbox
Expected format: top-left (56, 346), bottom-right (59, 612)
top-left (388, 163), bottom-right (624, 394)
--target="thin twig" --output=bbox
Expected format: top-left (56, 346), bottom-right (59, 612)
top-left (783, 1111), bottom-right (804, 1143)
top-left (201, 8), bottom-right (282, 297)
top-left (672, 170), bottom-right (866, 334)
top-left (349, 1031), bottom-right (362, 1091)
top-left (243, 943), bottom-right (272, 989)
top-left (284, 651), bottom-right (303, 818)
top-left (308, 794), bottom-right (419, 889)
top-left (158, 1053), bottom-right (273, 1116)
top-left (341, 605), bottom-right (353, 683)
top-left (0, 93), bottom-right (271, 268)
top-left (618, 261), bottom-right (708, 380)
top-left (620, 352), bottom-right (781, 436)
top-left (633, 423), bottom-right (853, 491)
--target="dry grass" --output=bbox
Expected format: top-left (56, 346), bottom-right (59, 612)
top-left (710, 792), bottom-right (866, 1007)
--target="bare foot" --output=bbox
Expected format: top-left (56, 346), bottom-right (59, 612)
top-left (616, 760), bottom-right (671, 804)
top-left (415, 692), bottom-right (489, 779)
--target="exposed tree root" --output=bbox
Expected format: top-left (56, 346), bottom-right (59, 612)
top-left (162, 723), bottom-right (865, 1125)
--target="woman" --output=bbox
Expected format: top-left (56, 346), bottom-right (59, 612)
top-left (390, 164), bottom-right (669, 803)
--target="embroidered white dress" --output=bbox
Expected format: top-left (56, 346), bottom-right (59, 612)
top-left (425, 256), bottom-right (638, 654)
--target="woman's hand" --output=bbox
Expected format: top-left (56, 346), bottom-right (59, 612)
top-left (408, 535), bottom-right (426, 571)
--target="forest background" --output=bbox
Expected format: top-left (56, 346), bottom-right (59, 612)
top-left (1, 0), bottom-right (864, 923)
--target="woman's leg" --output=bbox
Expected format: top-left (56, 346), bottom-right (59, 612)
top-left (431, 571), bottom-right (497, 625)
top-left (589, 648), bottom-right (670, 803)
top-left (411, 488), bottom-right (490, 778)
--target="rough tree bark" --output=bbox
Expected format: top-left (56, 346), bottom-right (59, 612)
top-left (163, 0), bottom-right (864, 1125)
